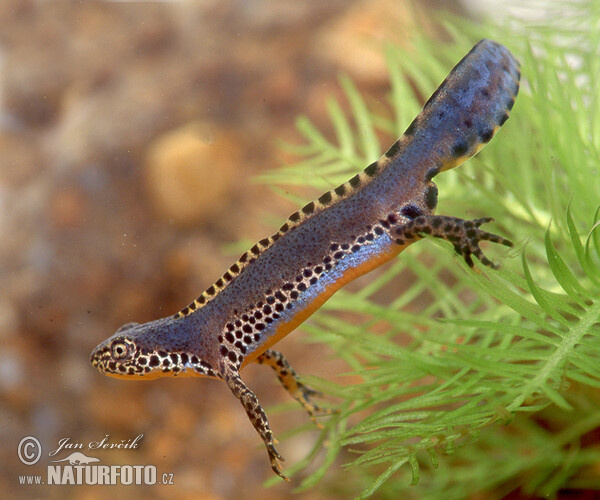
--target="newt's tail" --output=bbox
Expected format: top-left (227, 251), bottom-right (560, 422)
top-left (383, 39), bottom-right (521, 179)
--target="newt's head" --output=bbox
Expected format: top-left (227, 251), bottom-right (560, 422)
top-left (90, 319), bottom-right (219, 380)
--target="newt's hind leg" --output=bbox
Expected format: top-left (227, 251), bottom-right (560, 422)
top-left (394, 215), bottom-right (513, 268)
top-left (223, 369), bottom-right (289, 481)
top-left (255, 349), bottom-right (334, 427)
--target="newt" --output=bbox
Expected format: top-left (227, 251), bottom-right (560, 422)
top-left (91, 39), bottom-right (520, 480)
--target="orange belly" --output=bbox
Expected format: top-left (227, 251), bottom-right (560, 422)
top-left (241, 242), bottom-right (408, 367)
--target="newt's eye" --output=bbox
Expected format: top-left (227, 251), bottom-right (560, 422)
top-left (111, 341), bottom-right (130, 359)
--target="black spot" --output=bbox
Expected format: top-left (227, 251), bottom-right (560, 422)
top-left (235, 330), bottom-right (243, 339)
top-left (263, 304), bottom-right (272, 314)
top-left (302, 202), bottom-right (315, 214)
top-left (181, 353), bottom-right (189, 364)
top-left (404, 119), bottom-right (417, 136)
top-left (289, 211), bottom-right (300, 222)
top-left (198, 295), bottom-right (206, 304)
top-left (275, 303), bottom-right (284, 312)
top-left (149, 355), bottom-right (160, 367)
top-left (401, 204), bottom-right (423, 219)
top-left (364, 162), bottom-right (378, 177)
top-left (180, 306), bottom-right (190, 315)
top-left (230, 263), bottom-right (240, 274)
top-left (387, 214), bottom-right (398, 224)
top-left (271, 233), bottom-right (280, 242)
top-left (250, 244), bottom-right (260, 255)
top-left (330, 243), bottom-right (339, 251)
top-left (334, 185), bottom-right (346, 196)
top-left (254, 311), bottom-right (263, 319)
top-left (297, 283), bottom-right (307, 292)
top-left (255, 323), bottom-right (266, 331)
top-left (254, 334), bottom-right (261, 341)
top-left (266, 296), bottom-right (275, 305)
top-left (498, 112), bottom-right (509, 126)
top-left (243, 335), bottom-right (253, 344)
top-left (334, 251), bottom-right (344, 260)
top-left (351, 245), bottom-right (360, 253)
top-left (319, 191), bottom-right (332, 205)
top-left (239, 253), bottom-right (248, 263)
top-left (228, 352), bottom-right (237, 362)
top-left (424, 185), bottom-right (438, 210)
top-left (463, 118), bottom-right (473, 129)
top-left (220, 346), bottom-right (228, 356)
top-left (303, 268), bottom-right (313, 277)
top-left (290, 290), bottom-right (299, 300)
top-left (138, 357), bottom-right (147, 366)
top-left (432, 218), bottom-right (442, 228)
top-left (452, 139), bottom-right (469, 158)
top-left (314, 265), bottom-right (323, 274)
top-left (223, 272), bottom-right (233, 281)
top-left (280, 223), bottom-right (289, 233)
top-left (191, 355), bottom-right (199, 364)
top-left (309, 277), bottom-right (318, 285)
top-left (188, 302), bottom-right (197, 311)
top-left (341, 243), bottom-right (350, 250)
top-left (225, 332), bottom-right (235, 343)
top-left (349, 174), bottom-right (361, 188)
top-left (385, 140), bottom-right (401, 157)
top-left (481, 88), bottom-right (491, 98)
top-left (374, 226), bottom-right (384, 235)
top-left (506, 96), bottom-right (515, 111)
top-left (243, 324), bottom-right (252, 334)
top-left (479, 128), bottom-right (494, 143)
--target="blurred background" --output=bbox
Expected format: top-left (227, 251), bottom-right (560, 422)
top-left (0, 1), bottom-right (528, 498)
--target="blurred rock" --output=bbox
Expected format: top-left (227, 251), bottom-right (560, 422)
top-left (144, 121), bottom-right (240, 226)
top-left (314, 0), bottom-right (437, 85)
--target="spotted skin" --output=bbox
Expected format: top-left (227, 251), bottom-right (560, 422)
top-left (255, 349), bottom-right (332, 427)
top-left (90, 40), bottom-right (520, 480)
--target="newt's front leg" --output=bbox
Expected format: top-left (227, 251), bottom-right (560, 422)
top-left (223, 369), bottom-right (289, 481)
top-left (394, 215), bottom-right (513, 268)
top-left (255, 349), bottom-right (334, 427)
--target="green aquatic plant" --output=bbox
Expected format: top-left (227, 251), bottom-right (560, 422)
top-left (260, 2), bottom-right (600, 497)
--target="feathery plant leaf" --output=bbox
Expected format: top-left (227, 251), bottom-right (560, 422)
top-left (260, 1), bottom-right (600, 497)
